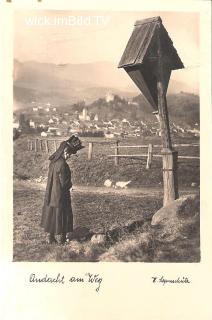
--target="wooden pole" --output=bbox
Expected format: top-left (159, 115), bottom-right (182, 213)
top-left (45, 139), bottom-right (49, 153)
top-left (88, 142), bottom-right (93, 160)
top-left (35, 139), bottom-right (38, 153)
top-left (146, 144), bottom-right (153, 169)
top-left (40, 139), bottom-right (43, 152)
top-left (54, 140), bottom-right (57, 152)
top-left (39, 139), bottom-right (42, 152)
top-left (157, 26), bottom-right (178, 206)
top-left (161, 149), bottom-right (179, 205)
top-left (114, 140), bottom-right (119, 166)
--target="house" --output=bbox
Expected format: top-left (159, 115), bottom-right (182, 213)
top-left (79, 108), bottom-right (90, 121)
top-left (41, 131), bottom-right (48, 137)
top-left (48, 118), bottom-right (54, 124)
top-left (47, 127), bottom-right (58, 135)
top-left (33, 107), bottom-right (38, 112)
top-left (52, 116), bottom-right (59, 123)
top-left (105, 92), bottom-right (114, 103)
top-left (122, 118), bottom-right (130, 125)
top-left (29, 120), bottom-right (35, 128)
top-left (69, 128), bottom-right (79, 134)
top-left (104, 132), bottom-right (115, 139)
top-left (39, 123), bottom-right (46, 129)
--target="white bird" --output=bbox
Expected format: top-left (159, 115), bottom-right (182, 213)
top-left (115, 181), bottom-right (131, 189)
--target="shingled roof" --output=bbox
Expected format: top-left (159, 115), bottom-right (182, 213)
top-left (118, 16), bottom-right (184, 70)
top-left (118, 16), bottom-right (184, 109)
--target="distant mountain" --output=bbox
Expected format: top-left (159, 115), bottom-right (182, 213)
top-left (13, 60), bottom-right (198, 109)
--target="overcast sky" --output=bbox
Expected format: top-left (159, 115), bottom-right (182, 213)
top-left (14, 10), bottom-right (199, 91)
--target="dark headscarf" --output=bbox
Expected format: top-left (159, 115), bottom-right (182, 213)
top-left (48, 136), bottom-right (85, 162)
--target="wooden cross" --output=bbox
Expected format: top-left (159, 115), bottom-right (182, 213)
top-left (118, 16), bottom-right (184, 206)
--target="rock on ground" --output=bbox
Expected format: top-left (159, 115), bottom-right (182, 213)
top-left (104, 179), bottom-right (113, 187)
top-left (91, 234), bottom-right (106, 245)
top-left (151, 194), bottom-right (200, 243)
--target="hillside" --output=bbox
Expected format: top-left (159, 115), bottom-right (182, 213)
top-left (14, 92), bottom-right (199, 130)
top-left (81, 92), bottom-right (199, 126)
top-left (133, 93), bottom-right (199, 126)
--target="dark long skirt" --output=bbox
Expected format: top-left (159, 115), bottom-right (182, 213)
top-left (41, 192), bottom-right (73, 235)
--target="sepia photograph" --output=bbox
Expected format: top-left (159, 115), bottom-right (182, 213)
top-left (1, 1), bottom-right (212, 320)
top-left (13, 10), bottom-right (200, 262)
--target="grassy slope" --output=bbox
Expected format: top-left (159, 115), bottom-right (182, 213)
top-left (13, 135), bottom-right (200, 262)
top-left (14, 135), bottom-right (200, 187)
top-left (13, 182), bottom-right (162, 262)
top-left (13, 181), bottom-right (199, 262)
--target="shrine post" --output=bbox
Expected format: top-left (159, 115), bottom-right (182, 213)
top-left (118, 16), bottom-right (184, 206)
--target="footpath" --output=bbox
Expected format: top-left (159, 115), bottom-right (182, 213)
top-left (14, 180), bottom-right (199, 198)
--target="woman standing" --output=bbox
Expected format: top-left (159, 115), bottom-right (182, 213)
top-left (41, 135), bottom-right (84, 244)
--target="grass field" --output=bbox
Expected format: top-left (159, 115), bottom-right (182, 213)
top-left (13, 134), bottom-right (200, 262)
top-left (14, 135), bottom-right (200, 187)
top-left (13, 181), bottom-right (163, 261)
top-left (13, 181), bottom-right (199, 262)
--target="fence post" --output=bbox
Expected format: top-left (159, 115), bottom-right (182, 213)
top-left (146, 144), bottom-right (153, 169)
top-left (27, 139), bottom-right (30, 151)
top-left (40, 139), bottom-right (43, 152)
top-left (88, 142), bottom-right (93, 160)
top-left (45, 139), bottom-right (49, 153)
top-left (54, 140), bottom-right (57, 152)
top-left (114, 140), bottom-right (119, 166)
top-left (39, 139), bottom-right (42, 152)
top-left (34, 139), bottom-right (38, 152)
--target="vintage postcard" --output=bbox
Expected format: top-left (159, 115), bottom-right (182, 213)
top-left (0, 0), bottom-right (211, 319)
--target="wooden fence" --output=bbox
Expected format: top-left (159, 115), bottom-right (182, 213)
top-left (27, 138), bottom-right (199, 167)
top-left (27, 138), bottom-right (97, 161)
top-left (108, 142), bottom-right (200, 168)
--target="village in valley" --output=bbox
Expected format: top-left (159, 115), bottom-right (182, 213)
top-left (13, 91), bottom-right (200, 140)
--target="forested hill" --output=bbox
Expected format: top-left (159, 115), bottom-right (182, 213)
top-left (85, 92), bottom-right (199, 126)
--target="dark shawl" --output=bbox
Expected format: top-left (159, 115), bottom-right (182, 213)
top-left (44, 157), bottom-right (72, 207)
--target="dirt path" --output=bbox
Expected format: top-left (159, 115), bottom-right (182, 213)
top-left (14, 180), bottom-right (199, 198)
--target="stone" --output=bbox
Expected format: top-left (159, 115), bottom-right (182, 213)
top-left (151, 195), bottom-right (198, 226)
top-left (104, 179), bottom-right (113, 187)
top-left (151, 195), bottom-right (199, 242)
top-left (151, 197), bottom-right (187, 226)
top-left (91, 234), bottom-right (106, 245)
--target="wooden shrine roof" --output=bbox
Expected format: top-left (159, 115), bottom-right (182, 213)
top-left (118, 16), bottom-right (184, 70)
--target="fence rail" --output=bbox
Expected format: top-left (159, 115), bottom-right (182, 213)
top-left (109, 141), bottom-right (200, 168)
top-left (27, 138), bottom-right (200, 167)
